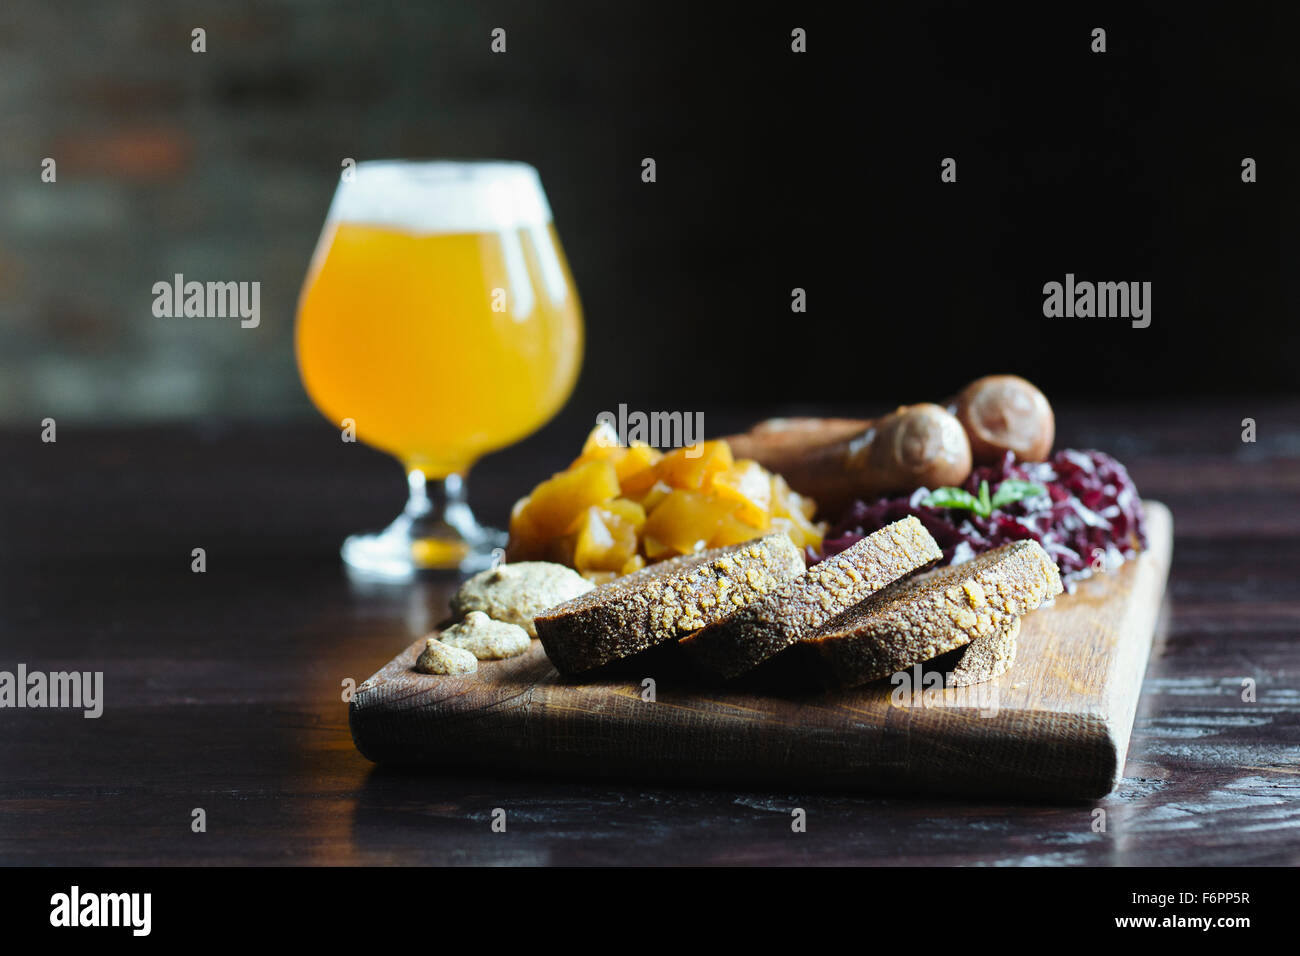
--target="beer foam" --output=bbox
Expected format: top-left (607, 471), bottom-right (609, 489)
top-left (327, 160), bottom-right (553, 233)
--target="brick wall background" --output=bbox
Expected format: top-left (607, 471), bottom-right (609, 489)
top-left (2, 1), bottom-right (660, 422)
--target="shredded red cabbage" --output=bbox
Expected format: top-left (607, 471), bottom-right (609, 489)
top-left (814, 450), bottom-right (1147, 591)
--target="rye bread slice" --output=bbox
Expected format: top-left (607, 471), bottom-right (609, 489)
top-left (534, 533), bottom-right (805, 675)
top-left (799, 539), bottom-right (1062, 688)
top-left (679, 516), bottom-right (941, 679)
top-left (948, 617), bottom-right (1020, 687)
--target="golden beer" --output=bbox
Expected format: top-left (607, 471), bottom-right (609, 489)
top-left (295, 161), bottom-right (583, 574)
top-left (298, 222), bottom-right (582, 476)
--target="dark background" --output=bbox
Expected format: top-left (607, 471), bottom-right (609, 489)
top-left (0, 0), bottom-right (1295, 426)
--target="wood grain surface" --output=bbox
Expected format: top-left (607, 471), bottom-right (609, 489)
top-left (350, 503), bottom-right (1172, 798)
top-left (2, 403), bottom-right (1297, 865)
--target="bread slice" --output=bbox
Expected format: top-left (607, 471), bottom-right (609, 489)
top-left (535, 533), bottom-right (805, 675)
top-left (799, 539), bottom-right (1061, 688)
top-left (679, 516), bottom-right (942, 678)
top-left (948, 617), bottom-right (1020, 687)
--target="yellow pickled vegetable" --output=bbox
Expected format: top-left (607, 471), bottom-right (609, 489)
top-left (506, 424), bottom-right (825, 577)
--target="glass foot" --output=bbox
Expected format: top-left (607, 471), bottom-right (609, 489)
top-left (341, 471), bottom-right (507, 580)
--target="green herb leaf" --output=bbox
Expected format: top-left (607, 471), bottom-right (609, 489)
top-left (921, 486), bottom-right (986, 515)
top-left (922, 479), bottom-right (1048, 518)
top-left (990, 479), bottom-right (1048, 510)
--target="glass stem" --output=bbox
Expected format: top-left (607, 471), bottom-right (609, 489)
top-left (341, 466), bottom-right (506, 578)
top-left (405, 469), bottom-right (480, 540)
top-left (404, 468), bottom-right (433, 518)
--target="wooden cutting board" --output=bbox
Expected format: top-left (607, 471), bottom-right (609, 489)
top-left (350, 501), bottom-right (1172, 799)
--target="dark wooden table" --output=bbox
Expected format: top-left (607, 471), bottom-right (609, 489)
top-left (2, 401), bottom-right (1297, 865)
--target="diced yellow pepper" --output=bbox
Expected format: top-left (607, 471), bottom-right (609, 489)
top-left (642, 534), bottom-right (676, 562)
top-left (770, 474), bottom-right (795, 518)
top-left (633, 480), bottom-right (674, 514)
top-left (506, 496), bottom-right (546, 561)
top-left (510, 428), bottom-right (823, 581)
top-left (770, 511), bottom-right (825, 552)
top-left (574, 421), bottom-right (627, 468)
top-left (770, 473), bottom-right (818, 521)
top-left (710, 459), bottom-right (773, 527)
top-left (709, 511), bottom-right (769, 548)
top-left (602, 497), bottom-right (647, 532)
top-left (572, 505), bottom-right (640, 573)
top-left (615, 442), bottom-right (663, 490)
top-left (526, 459), bottom-right (621, 537)
top-left (795, 491), bottom-right (817, 521)
top-left (655, 441), bottom-right (735, 491)
top-left (642, 489), bottom-right (735, 558)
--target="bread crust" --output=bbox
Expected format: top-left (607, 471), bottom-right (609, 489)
top-left (801, 539), bottom-right (1061, 688)
top-left (679, 516), bottom-right (941, 678)
top-left (534, 534), bottom-right (805, 675)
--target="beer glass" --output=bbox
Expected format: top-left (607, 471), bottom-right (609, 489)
top-left (296, 161), bottom-right (583, 576)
